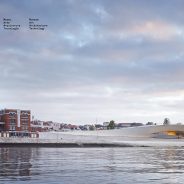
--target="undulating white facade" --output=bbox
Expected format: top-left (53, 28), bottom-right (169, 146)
top-left (39, 124), bottom-right (184, 141)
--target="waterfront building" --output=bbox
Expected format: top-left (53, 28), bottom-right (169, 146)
top-left (39, 124), bottom-right (184, 141)
top-left (52, 122), bottom-right (61, 131)
top-left (0, 118), bottom-right (4, 131)
top-left (60, 124), bottom-right (79, 131)
top-left (30, 120), bottom-right (43, 132)
top-left (31, 120), bottom-right (53, 132)
top-left (95, 124), bottom-right (104, 130)
top-left (0, 109), bottom-right (31, 132)
top-left (31, 120), bottom-right (61, 132)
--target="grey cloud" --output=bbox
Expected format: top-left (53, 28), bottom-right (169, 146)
top-left (1, 0), bottom-right (184, 123)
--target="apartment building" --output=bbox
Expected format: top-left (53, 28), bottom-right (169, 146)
top-left (0, 109), bottom-right (31, 132)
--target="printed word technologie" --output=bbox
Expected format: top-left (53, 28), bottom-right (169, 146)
top-left (3, 18), bottom-right (48, 31)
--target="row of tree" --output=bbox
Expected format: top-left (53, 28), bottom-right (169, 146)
top-left (90, 118), bottom-right (171, 131)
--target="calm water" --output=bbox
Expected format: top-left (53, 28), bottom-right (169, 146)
top-left (0, 147), bottom-right (184, 184)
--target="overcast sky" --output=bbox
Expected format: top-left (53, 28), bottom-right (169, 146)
top-left (1, 0), bottom-right (184, 124)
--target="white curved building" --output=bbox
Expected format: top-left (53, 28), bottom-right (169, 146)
top-left (39, 124), bottom-right (184, 141)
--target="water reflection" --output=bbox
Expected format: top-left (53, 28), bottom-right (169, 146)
top-left (0, 147), bottom-right (33, 180)
top-left (155, 148), bottom-right (184, 173)
top-left (126, 148), bottom-right (184, 184)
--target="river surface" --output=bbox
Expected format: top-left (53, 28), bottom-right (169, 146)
top-left (0, 147), bottom-right (184, 184)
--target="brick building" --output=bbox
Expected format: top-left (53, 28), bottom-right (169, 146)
top-left (0, 109), bottom-right (31, 132)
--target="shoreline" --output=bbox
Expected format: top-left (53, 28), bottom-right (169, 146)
top-left (0, 142), bottom-right (137, 148)
top-left (1, 137), bottom-right (184, 148)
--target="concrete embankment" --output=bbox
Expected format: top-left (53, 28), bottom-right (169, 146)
top-left (0, 142), bottom-right (135, 147)
top-left (1, 137), bottom-right (184, 147)
top-left (0, 137), bottom-right (135, 147)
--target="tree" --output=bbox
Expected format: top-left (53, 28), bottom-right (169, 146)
top-left (163, 118), bottom-right (170, 125)
top-left (146, 122), bottom-right (154, 125)
top-left (89, 125), bottom-right (95, 131)
top-left (107, 120), bottom-right (115, 129)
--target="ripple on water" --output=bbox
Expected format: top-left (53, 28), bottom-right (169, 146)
top-left (0, 147), bottom-right (184, 184)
